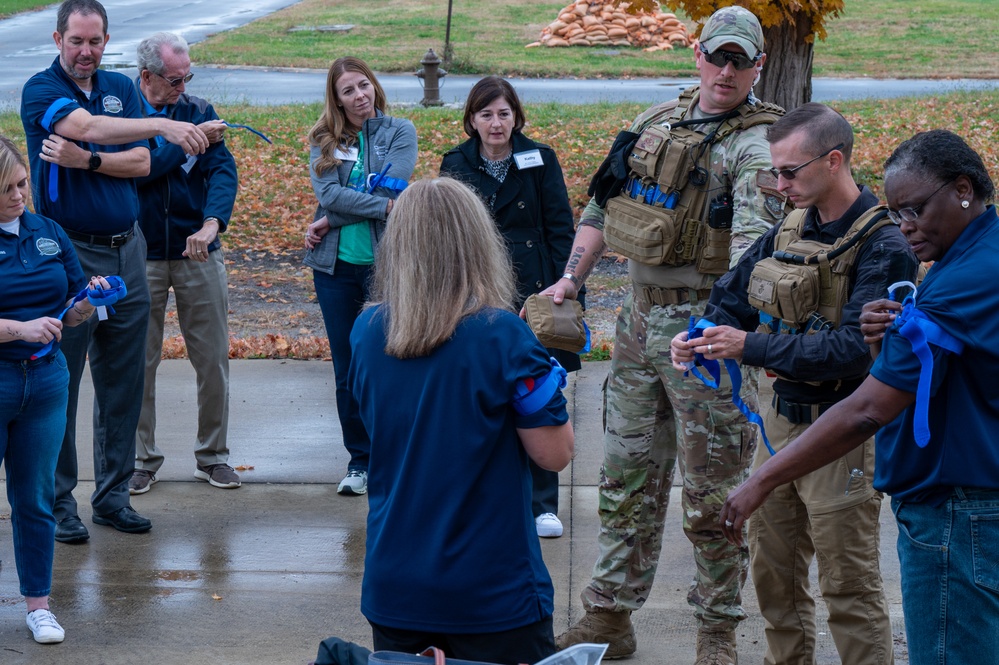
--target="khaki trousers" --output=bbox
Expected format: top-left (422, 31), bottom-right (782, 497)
top-left (748, 400), bottom-right (893, 665)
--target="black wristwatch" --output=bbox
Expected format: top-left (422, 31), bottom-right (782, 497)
top-left (88, 151), bottom-right (102, 171)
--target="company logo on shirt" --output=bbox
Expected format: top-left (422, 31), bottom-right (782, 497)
top-left (102, 95), bottom-right (123, 114)
top-left (36, 237), bottom-right (60, 255)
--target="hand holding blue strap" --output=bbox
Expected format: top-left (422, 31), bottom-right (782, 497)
top-left (31, 276), bottom-right (127, 360)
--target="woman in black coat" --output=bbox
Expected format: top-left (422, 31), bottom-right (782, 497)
top-left (440, 76), bottom-right (582, 539)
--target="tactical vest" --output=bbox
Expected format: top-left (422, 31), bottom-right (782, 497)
top-left (747, 205), bottom-right (893, 331)
top-left (603, 88), bottom-right (784, 273)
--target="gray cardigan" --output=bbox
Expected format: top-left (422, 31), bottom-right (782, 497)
top-left (303, 110), bottom-right (418, 275)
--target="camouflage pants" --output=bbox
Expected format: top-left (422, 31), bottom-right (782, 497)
top-left (581, 290), bottom-right (758, 629)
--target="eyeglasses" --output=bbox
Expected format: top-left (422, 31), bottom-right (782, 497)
top-left (887, 180), bottom-right (953, 226)
top-left (152, 71), bottom-right (194, 87)
top-left (699, 46), bottom-right (761, 71)
top-left (768, 143), bottom-right (844, 181)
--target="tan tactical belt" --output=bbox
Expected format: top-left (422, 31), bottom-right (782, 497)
top-left (635, 285), bottom-right (712, 307)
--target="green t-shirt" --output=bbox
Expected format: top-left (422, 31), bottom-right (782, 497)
top-left (337, 132), bottom-right (375, 265)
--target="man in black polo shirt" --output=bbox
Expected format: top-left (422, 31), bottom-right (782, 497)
top-left (20, 0), bottom-right (209, 543)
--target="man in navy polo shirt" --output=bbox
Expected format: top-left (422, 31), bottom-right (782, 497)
top-left (20, 0), bottom-right (210, 543)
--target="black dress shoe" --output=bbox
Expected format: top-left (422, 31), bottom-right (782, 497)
top-left (55, 516), bottom-right (90, 543)
top-left (92, 506), bottom-right (152, 534)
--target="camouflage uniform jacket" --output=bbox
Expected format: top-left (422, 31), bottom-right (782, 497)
top-left (581, 87), bottom-right (785, 290)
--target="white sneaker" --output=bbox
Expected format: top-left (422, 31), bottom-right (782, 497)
top-left (26, 609), bottom-right (65, 644)
top-left (337, 469), bottom-right (368, 496)
top-left (536, 512), bottom-right (563, 538)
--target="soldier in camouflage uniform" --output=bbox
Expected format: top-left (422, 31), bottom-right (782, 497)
top-left (542, 7), bottom-right (787, 665)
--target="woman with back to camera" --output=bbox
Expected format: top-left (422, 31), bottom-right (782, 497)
top-left (349, 177), bottom-right (574, 664)
top-left (718, 129), bottom-right (999, 665)
top-left (303, 57), bottom-right (417, 497)
top-left (0, 135), bottom-right (112, 644)
top-left (440, 76), bottom-right (580, 538)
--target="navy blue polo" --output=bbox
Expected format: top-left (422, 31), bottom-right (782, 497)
top-left (0, 210), bottom-right (86, 361)
top-left (21, 57), bottom-right (146, 234)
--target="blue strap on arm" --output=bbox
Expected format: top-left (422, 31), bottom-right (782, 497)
top-left (686, 317), bottom-right (776, 456)
top-left (30, 276), bottom-right (128, 360)
top-left (374, 175), bottom-right (408, 193)
top-left (893, 298), bottom-right (963, 448)
top-left (512, 357), bottom-right (568, 416)
top-left (40, 97), bottom-right (75, 203)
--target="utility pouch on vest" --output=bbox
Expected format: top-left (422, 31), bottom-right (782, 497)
top-left (747, 245), bottom-right (824, 325)
top-left (523, 294), bottom-right (588, 353)
top-left (604, 194), bottom-right (683, 265)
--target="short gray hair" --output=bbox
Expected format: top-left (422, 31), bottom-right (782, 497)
top-left (137, 32), bottom-right (189, 74)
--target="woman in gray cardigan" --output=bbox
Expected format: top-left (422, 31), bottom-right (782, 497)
top-left (303, 57), bottom-right (417, 496)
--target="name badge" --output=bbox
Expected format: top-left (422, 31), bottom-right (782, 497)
top-left (334, 145), bottom-right (359, 162)
top-left (514, 149), bottom-right (544, 170)
top-left (182, 153), bottom-right (198, 174)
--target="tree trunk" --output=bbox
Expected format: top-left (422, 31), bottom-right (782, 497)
top-left (755, 10), bottom-right (815, 112)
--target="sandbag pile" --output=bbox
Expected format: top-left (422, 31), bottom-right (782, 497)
top-left (528, 1), bottom-right (694, 51)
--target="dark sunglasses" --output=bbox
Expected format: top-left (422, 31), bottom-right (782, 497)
top-left (768, 143), bottom-right (845, 181)
top-left (153, 71), bottom-right (194, 87)
top-left (699, 46), bottom-right (761, 71)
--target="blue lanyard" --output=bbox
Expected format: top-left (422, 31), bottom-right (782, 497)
top-left (686, 316), bottom-right (775, 456)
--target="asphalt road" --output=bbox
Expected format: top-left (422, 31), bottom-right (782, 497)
top-left (1, 0), bottom-right (997, 111)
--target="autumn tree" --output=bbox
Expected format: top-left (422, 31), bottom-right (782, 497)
top-left (629, 0), bottom-right (844, 111)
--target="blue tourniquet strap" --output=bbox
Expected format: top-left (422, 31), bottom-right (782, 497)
top-left (40, 97), bottom-right (75, 203)
top-left (512, 357), bottom-right (568, 416)
top-left (582, 320), bottom-right (591, 354)
top-left (223, 122), bottom-right (273, 144)
top-left (685, 317), bottom-right (776, 456)
top-left (893, 298), bottom-right (963, 448)
top-left (373, 175), bottom-right (408, 193)
top-left (31, 276), bottom-right (128, 360)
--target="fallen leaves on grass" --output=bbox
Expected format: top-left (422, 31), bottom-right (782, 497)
top-left (161, 334), bottom-right (330, 360)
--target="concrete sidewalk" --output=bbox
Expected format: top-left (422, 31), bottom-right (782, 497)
top-left (0, 360), bottom-right (905, 664)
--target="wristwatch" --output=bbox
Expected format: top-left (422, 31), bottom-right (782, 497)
top-left (88, 151), bottom-right (102, 171)
top-left (561, 272), bottom-right (580, 287)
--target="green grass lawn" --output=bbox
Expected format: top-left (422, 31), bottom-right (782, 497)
top-left (0, 0), bottom-right (53, 19)
top-left (189, 0), bottom-right (999, 79)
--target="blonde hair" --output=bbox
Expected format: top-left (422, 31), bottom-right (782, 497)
top-left (369, 177), bottom-right (516, 358)
top-left (308, 57), bottom-right (387, 176)
top-left (0, 135), bottom-right (28, 193)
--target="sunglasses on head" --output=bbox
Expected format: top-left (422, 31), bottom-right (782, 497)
top-left (768, 143), bottom-right (845, 181)
top-left (699, 46), bottom-right (760, 71)
top-left (153, 71), bottom-right (194, 87)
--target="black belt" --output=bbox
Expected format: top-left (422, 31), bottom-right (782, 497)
top-left (65, 225), bottom-right (134, 248)
top-left (773, 395), bottom-right (835, 425)
top-left (635, 286), bottom-right (712, 307)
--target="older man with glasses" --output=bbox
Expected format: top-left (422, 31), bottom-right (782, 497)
top-left (130, 31), bottom-right (241, 495)
top-left (672, 103), bottom-right (917, 665)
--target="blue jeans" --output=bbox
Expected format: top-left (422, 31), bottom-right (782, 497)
top-left (313, 260), bottom-right (371, 471)
top-left (893, 489), bottom-right (999, 665)
top-left (0, 352), bottom-right (69, 597)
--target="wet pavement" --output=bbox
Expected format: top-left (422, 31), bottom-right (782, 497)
top-left (0, 360), bottom-right (906, 664)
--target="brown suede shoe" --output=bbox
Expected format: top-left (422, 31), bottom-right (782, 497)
top-left (694, 627), bottom-right (737, 665)
top-left (556, 610), bottom-right (636, 659)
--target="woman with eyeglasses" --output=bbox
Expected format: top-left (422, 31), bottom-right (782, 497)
top-left (0, 135), bottom-right (113, 644)
top-left (350, 177), bottom-right (573, 663)
top-left (439, 76), bottom-right (580, 539)
top-left (303, 57), bottom-right (417, 497)
top-left (720, 129), bottom-right (999, 665)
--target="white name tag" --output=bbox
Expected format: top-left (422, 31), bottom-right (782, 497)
top-left (182, 153), bottom-right (198, 174)
top-left (514, 149), bottom-right (544, 170)
top-left (334, 145), bottom-right (359, 162)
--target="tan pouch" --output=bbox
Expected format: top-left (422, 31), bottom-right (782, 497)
top-left (603, 194), bottom-right (683, 265)
top-left (747, 257), bottom-right (819, 325)
top-left (523, 294), bottom-right (587, 353)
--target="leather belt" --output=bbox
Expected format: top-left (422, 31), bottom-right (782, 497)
top-left (635, 285), bottom-right (712, 307)
top-left (65, 225), bottom-right (134, 248)
top-left (773, 394), bottom-right (835, 425)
